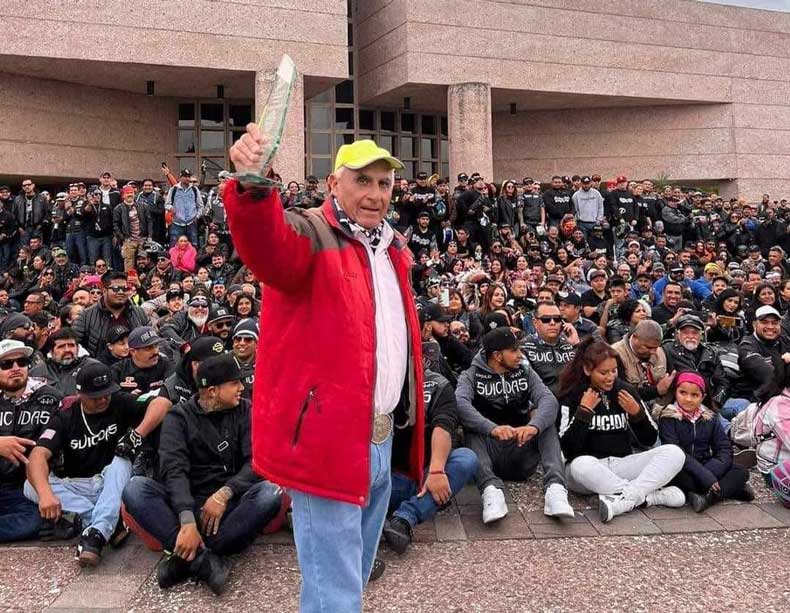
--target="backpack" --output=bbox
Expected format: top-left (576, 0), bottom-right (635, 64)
top-left (756, 391), bottom-right (790, 474)
top-left (731, 390), bottom-right (790, 473)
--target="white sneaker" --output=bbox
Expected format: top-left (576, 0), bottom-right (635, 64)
top-left (645, 486), bottom-right (686, 508)
top-left (481, 485), bottom-right (508, 524)
top-left (598, 493), bottom-right (636, 523)
top-left (543, 483), bottom-right (575, 519)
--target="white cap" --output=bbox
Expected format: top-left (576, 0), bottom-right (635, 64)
top-left (755, 305), bottom-right (781, 321)
top-left (0, 339), bottom-right (33, 361)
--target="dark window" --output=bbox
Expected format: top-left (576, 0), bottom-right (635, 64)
top-left (380, 111), bottom-right (396, 132)
top-left (335, 108), bottom-right (355, 130)
top-left (401, 113), bottom-right (415, 134)
top-left (336, 133), bottom-right (355, 149)
top-left (200, 103), bottom-right (224, 127)
top-left (178, 130), bottom-right (196, 153)
top-left (441, 116), bottom-right (448, 136)
top-left (178, 103), bottom-right (195, 127)
top-left (421, 115), bottom-right (437, 135)
top-left (335, 80), bottom-right (354, 104)
top-left (359, 109), bottom-right (376, 131)
top-left (228, 104), bottom-right (252, 128)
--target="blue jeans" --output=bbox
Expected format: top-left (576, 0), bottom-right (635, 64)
top-left (65, 231), bottom-right (88, 265)
top-left (577, 220), bottom-right (596, 239)
top-left (0, 486), bottom-right (43, 542)
top-left (0, 242), bottom-right (13, 272)
top-left (389, 447), bottom-right (478, 527)
top-left (169, 221), bottom-right (198, 248)
top-left (721, 398), bottom-right (750, 421)
top-left (86, 235), bottom-right (113, 265)
top-left (122, 477), bottom-right (282, 555)
top-left (290, 432), bottom-right (392, 613)
top-left (24, 456), bottom-right (132, 541)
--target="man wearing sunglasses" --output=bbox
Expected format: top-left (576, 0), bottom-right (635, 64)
top-left (520, 301), bottom-right (579, 395)
top-left (25, 360), bottom-right (170, 567)
top-left (160, 294), bottom-right (210, 346)
top-left (231, 319), bottom-right (257, 400)
top-left (13, 179), bottom-right (49, 244)
top-left (206, 305), bottom-right (234, 347)
top-left (72, 271), bottom-right (148, 358)
top-left (0, 339), bottom-right (62, 543)
top-left (456, 327), bottom-right (575, 525)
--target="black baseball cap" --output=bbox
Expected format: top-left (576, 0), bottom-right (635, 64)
top-left (76, 360), bottom-right (120, 398)
top-left (184, 336), bottom-right (225, 362)
top-left (208, 304), bottom-right (233, 325)
top-left (482, 328), bottom-right (520, 354)
top-left (522, 177), bottom-right (534, 185)
top-left (483, 312), bottom-right (510, 332)
top-left (418, 303), bottom-right (453, 326)
top-left (180, 169), bottom-right (192, 177)
top-left (676, 314), bottom-right (704, 331)
top-left (197, 354), bottom-right (242, 388)
top-left (166, 289), bottom-right (183, 301)
top-left (457, 173), bottom-right (468, 181)
top-left (557, 291), bottom-right (581, 306)
top-left (417, 171), bottom-right (428, 180)
top-left (128, 326), bottom-right (161, 349)
top-left (106, 325), bottom-right (130, 344)
top-left (417, 210), bottom-right (430, 219)
top-left (581, 176), bottom-right (592, 183)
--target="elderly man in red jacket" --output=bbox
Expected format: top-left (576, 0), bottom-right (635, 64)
top-left (226, 126), bottom-right (424, 612)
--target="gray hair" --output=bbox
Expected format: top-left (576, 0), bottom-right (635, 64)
top-left (633, 320), bottom-right (663, 343)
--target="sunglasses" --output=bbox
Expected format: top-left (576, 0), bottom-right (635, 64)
top-left (0, 357), bottom-right (30, 370)
top-left (90, 289), bottom-right (103, 294)
top-left (107, 286), bottom-right (127, 293)
top-left (213, 321), bottom-right (233, 330)
top-left (190, 302), bottom-right (208, 309)
top-left (537, 316), bottom-right (563, 324)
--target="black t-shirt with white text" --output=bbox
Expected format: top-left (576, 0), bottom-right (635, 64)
top-left (36, 393), bottom-right (149, 478)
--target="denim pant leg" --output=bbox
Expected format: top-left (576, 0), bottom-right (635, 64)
top-left (290, 433), bottom-right (392, 613)
top-left (388, 473), bottom-right (418, 517)
top-left (393, 447), bottom-right (478, 527)
top-left (0, 243), bottom-right (13, 271)
top-left (121, 476), bottom-right (180, 551)
top-left (24, 475), bottom-right (98, 529)
top-left (204, 481), bottom-right (283, 556)
top-left (186, 222), bottom-right (199, 248)
top-left (0, 487), bottom-right (43, 542)
top-left (90, 457), bottom-right (133, 540)
top-left (537, 424), bottom-right (567, 490)
top-left (721, 398), bottom-right (750, 421)
top-left (86, 236), bottom-right (100, 265)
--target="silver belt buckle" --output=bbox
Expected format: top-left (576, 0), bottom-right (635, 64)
top-left (372, 414), bottom-right (393, 445)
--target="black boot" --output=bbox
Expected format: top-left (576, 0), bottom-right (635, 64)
top-left (156, 554), bottom-right (193, 589)
top-left (39, 512), bottom-right (82, 542)
top-left (689, 490), bottom-right (721, 513)
top-left (732, 482), bottom-right (755, 502)
top-left (382, 517), bottom-right (413, 555)
top-left (190, 550), bottom-right (231, 595)
top-left (368, 558), bottom-right (386, 582)
top-left (76, 528), bottom-right (106, 567)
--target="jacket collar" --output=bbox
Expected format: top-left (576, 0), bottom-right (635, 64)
top-left (320, 197), bottom-right (407, 251)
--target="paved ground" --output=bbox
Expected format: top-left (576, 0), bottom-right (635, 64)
top-left (3, 472), bottom-right (789, 613)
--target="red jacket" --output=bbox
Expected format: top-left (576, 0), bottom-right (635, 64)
top-left (225, 182), bottom-right (424, 505)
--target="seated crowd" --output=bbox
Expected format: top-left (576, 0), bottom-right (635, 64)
top-left (1, 168), bottom-right (790, 595)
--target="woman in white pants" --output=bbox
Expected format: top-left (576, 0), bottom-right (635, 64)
top-left (557, 337), bottom-right (686, 522)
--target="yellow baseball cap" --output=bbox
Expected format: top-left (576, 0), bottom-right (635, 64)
top-left (704, 263), bottom-right (720, 274)
top-left (333, 139), bottom-right (404, 172)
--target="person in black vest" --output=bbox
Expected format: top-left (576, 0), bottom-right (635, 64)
top-left (0, 340), bottom-right (63, 542)
top-left (405, 211), bottom-right (437, 258)
top-left (520, 301), bottom-right (579, 395)
top-left (456, 328), bottom-right (574, 525)
top-left (541, 176), bottom-right (573, 229)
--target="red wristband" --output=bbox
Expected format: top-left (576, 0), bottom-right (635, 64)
top-left (428, 470), bottom-right (445, 475)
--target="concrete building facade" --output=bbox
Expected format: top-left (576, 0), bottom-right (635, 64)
top-left (1, 0), bottom-right (789, 200)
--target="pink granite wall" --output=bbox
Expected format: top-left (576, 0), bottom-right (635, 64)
top-left (356, 0), bottom-right (790, 198)
top-left (0, 73), bottom-right (176, 182)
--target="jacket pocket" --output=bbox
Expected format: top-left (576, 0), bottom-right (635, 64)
top-left (291, 387), bottom-right (317, 447)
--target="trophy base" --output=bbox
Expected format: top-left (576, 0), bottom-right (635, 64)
top-left (230, 172), bottom-right (282, 187)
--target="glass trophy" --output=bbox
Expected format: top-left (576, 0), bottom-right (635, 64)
top-left (231, 54), bottom-right (297, 186)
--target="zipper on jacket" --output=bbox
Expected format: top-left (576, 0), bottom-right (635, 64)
top-left (291, 388), bottom-right (316, 447)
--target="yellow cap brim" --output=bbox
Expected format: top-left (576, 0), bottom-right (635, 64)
top-left (334, 154), bottom-right (404, 172)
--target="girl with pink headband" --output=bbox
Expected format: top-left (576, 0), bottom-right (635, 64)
top-left (657, 371), bottom-right (753, 512)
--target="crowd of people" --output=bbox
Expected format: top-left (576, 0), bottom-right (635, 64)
top-left (2, 160), bottom-right (790, 598)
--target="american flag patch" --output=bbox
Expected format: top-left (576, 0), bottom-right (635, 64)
top-left (39, 429), bottom-right (56, 441)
